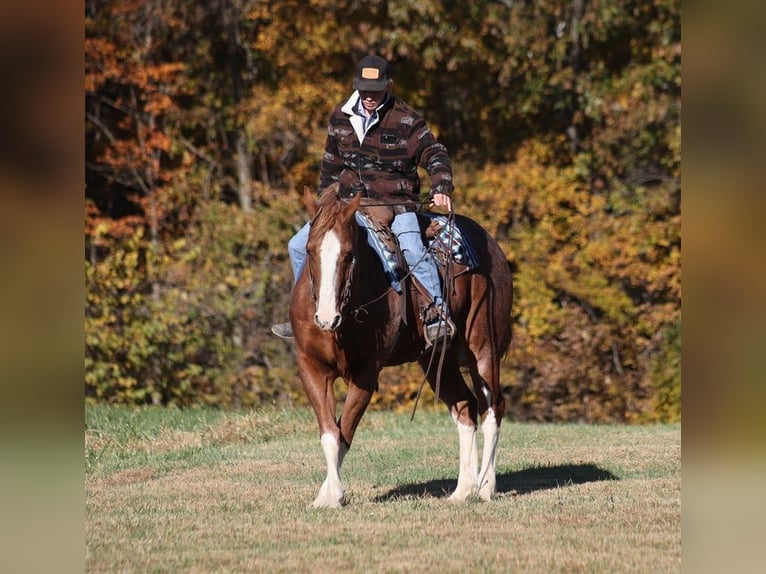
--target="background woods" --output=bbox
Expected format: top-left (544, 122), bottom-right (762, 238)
top-left (85, 0), bottom-right (680, 422)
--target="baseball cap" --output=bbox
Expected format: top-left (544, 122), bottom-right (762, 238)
top-left (353, 55), bottom-right (391, 91)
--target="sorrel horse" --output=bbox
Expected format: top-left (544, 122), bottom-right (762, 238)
top-left (290, 183), bottom-right (513, 508)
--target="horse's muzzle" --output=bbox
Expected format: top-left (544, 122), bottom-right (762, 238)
top-left (314, 313), bottom-right (343, 332)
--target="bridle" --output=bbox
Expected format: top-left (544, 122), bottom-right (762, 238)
top-left (307, 192), bottom-right (457, 416)
top-left (306, 230), bottom-right (357, 316)
top-left (339, 255), bottom-right (356, 312)
top-left (340, 196), bottom-right (455, 318)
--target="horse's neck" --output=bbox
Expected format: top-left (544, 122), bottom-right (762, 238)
top-left (351, 220), bottom-right (388, 297)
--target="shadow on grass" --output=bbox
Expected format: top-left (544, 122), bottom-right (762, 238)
top-left (373, 463), bottom-right (618, 502)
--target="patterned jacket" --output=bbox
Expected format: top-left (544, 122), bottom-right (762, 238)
top-left (319, 92), bottom-right (453, 206)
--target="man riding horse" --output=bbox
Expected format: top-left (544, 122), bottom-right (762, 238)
top-left (271, 54), bottom-right (455, 348)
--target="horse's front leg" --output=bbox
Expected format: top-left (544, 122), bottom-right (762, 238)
top-left (313, 431), bottom-right (348, 509)
top-left (313, 378), bottom-right (374, 509)
top-left (297, 354), bottom-right (346, 508)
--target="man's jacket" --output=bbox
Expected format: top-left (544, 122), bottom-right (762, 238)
top-left (319, 92), bottom-right (453, 206)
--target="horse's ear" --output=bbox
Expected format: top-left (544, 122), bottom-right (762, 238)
top-left (341, 193), bottom-right (362, 221)
top-left (304, 186), bottom-right (318, 216)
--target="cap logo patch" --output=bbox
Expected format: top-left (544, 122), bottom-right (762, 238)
top-left (361, 67), bottom-right (381, 80)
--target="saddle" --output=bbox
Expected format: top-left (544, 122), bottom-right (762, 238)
top-left (356, 201), bottom-right (479, 303)
top-left (353, 201), bottom-right (478, 339)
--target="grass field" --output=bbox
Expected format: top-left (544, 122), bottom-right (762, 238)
top-left (85, 405), bottom-right (681, 573)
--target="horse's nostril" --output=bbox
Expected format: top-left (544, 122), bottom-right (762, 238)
top-left (314, 314), bottom-right (343, 331)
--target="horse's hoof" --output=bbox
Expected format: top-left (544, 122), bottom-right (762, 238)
top-left (448, 485), bottom-right (476, 502)
top-left (311, 499), bottom-right (344, 509)
top-left (311, 491), bottom-right (345, 509)
top-left (478, 487), bottom-right (495, 501)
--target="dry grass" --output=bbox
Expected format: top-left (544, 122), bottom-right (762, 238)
top-left (86, 405), bottom-right (680, 573)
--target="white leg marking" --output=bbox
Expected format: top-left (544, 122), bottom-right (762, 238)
top-left (478, 408), bottom-right (499, 501)
top-left (450, 415), bottom-right (478, 501)
top-left (312, 432), bottom-right (347, 508)
top-left (315, 231), bottom-right (341, 327)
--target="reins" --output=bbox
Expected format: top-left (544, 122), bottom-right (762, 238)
top-left (331, 194), bottom-right (460, 420)
top-left (354, 198), bottom-right (434, 209)
top-left (342, 196), bottom-right (441, 318)
top-left (347, 241), bottom-right (434, 317)
top-left (411, 207), bottom-right (457, 420)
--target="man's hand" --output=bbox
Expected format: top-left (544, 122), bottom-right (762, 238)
top-left (431, 192), bottom-right (453, 212)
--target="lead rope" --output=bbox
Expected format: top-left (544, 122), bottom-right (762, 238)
top-left (434, 209), bottom-right (457, 402)
top-left (342, 195), bottom-right (457, 421)
top-left (349, 244), bottom-right (434, 318)
top-left (411, 205), bottom-right (457, 420)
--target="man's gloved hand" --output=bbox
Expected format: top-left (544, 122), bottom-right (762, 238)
top-left (430, 190), bottom-right (453, 212)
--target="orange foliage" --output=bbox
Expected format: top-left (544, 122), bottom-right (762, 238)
top-left (85, 0), bottom-right (680, 421)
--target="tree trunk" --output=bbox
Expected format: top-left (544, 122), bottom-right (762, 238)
top-left (235, 130), bottom-right (253, 213)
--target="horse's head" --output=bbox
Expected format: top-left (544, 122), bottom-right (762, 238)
top-left (304, 185), bottom-right (362, 332)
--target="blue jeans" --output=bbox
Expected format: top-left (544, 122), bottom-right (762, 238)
top-left (287, 211), bottom-right (443, 304)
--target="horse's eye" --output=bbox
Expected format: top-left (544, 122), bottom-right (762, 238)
top-left (344, 253), bottom-right (354, 263)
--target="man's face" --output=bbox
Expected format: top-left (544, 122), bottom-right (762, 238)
top-left (358, 89), bottom-right (387, 112)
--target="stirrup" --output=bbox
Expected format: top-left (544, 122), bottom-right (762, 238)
top-left (424, 317), bottom-right (455, 349)
top-left (271, 322), bottom-right (294, 339)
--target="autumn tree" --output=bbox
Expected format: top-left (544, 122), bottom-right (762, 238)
top-left (85, 0), bottom-right (680, 420)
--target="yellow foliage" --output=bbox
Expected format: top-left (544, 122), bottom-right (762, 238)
top-left (458, 138), bottom-right (680, 422)
top-left (85, 0), bottom-right (680, 421)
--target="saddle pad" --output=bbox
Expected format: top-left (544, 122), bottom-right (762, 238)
top-left (354, 212), bottom-right (480, 293)
top-left (421, 214), bottom-right (480, 269)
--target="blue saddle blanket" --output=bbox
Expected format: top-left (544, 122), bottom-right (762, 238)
top-left (355, 212), bottom-right (479, 293)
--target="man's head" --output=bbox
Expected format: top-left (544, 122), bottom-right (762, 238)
top-left (353, 55), bottom-right (392, 112)
top-left (353, 55), bottom-right (391, 92)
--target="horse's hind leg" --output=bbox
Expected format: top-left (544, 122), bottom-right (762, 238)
top-left (418, 355), bottom-right (479, 501)
top-left (338, 375), bottom-right (375, 447)
top-left (451, 399), bottom-right (479, 501)
top-left (465, 345), bottom-right (505, 501)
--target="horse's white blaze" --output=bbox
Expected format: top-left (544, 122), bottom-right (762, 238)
top-left (478, 408), bottom-right (499, 500)
top-left (450, 416), bottom-right (479, 501)
top-left (312, 432), bottom-right (346, 508)
top-left (315, 230), bottom-right (341, 326)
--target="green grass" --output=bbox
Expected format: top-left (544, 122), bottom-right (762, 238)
top-left (86, 405), bottom-right (681, 573)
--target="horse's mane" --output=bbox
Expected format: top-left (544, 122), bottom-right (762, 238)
top-left (311, 184), bottom-right (346, 235)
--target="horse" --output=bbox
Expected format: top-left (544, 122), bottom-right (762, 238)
top-left (289, 183), bottom-right (513, 508)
